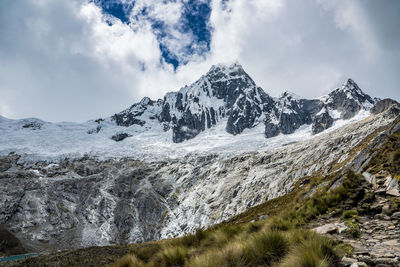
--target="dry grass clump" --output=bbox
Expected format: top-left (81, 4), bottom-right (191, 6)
top-left (280, 234), bottom-right (339, 267)
top-left (189, 243), bottom-right (246, 267)
top-left (131, 244), bottom-right (161, 263)
top-left (153, 246), bottom-right (189, 267)
top-left (113, 228), bottom-right (339, 267)
top-left (243, 230), bottom-right (289, 265)
top-left (112, 254), bottom-right (144, 267)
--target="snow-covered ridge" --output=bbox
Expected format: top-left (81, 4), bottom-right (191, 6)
top-left (0, 63), bottom-right (382, 163)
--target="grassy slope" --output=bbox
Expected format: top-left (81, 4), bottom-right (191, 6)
top-left (8, 114), bottom-right (400, 267)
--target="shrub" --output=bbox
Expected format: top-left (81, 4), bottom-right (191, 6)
top-left (342, 210), bottom-right (360, 238)
top-left (363, 191), bottom-right (375, 203)
top-left (342, 210), bottom-right (359, 221)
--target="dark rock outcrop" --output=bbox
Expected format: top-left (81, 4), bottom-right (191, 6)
top-left (0, 225), bottom-right (27, 257)
top-left (22, 121), bottom-right (42, 130)
top-left (371, 98), bottom-right (400, 115)
top-left (111, 133), bottom-right (131, 142)
top-left (265, 119), bottom-right (280, 138)
top-left (111, 97), bottom-right (156, 127)
top-left (312, 110), bottom-right (334, 134)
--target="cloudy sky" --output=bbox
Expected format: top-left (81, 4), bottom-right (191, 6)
top-left (0, 0), bottom-right (399, 122)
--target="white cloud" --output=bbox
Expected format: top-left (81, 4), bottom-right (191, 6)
top-left (317, 0), bottom-right (380, 61)
top-left (0, 0), bottom-right (399, 122)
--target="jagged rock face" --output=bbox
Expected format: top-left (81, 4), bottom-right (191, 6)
top-left (371, 98), bottom-right (400, 114)
top-left (324, 79), bottom-right (375, 119)
top-left (109, 64), bottom-right (377, 143)
top-left (0, 111), bottom-right (397, 253)
top-left (111, 97), bottom-right (161, 127)
top-left (265, 93), bottom-right (322, 136)
top-left (158, 63), bottom-right (274, 141)
top-left (111, 63), bottom-right (275, 143)
top-left (264, 119), bottom-right (280, 138)
top-left (263, 79), bottom-right (377, 138)
top-left (312, 110), bottom-right (334, 134)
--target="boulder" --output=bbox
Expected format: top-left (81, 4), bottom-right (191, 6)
top-left (111, 133), bottom-right (132, 142)
top-left (313, 223), bottom-right (347, 234)
top-left (384, 176), bottom-right (400, 197)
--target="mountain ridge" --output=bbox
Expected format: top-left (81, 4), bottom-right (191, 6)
top-left (107, 62), bottom-right (378, 142)
top-left (0, 63), bottom-right (397, 165)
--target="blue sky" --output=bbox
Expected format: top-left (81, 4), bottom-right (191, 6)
top-left (0, 0), bottom-right (399, 122)
top-left (92, 0), bottom-right (213, 69)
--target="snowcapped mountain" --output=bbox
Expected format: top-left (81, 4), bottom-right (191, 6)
top-left (0, 62), bottom-right (387, 163)
top-left (105, 62), bottom-right (378, 142)
top-left (108, 62), bottom-right (274, 143)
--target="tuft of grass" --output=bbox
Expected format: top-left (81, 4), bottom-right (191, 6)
top-left (268, 216), bottom-right (294, 231)
top-left (245, 221), bottom-right (263, 234)
top-left (131, 244), bottom-right (161, 263)
top-left (189, 243), bottom-right (246, 267)
top-left (243, 231), bottom-right (289, 265)
top-left (176, 229), bottom-right (209, 248)
top-left (342, 210), bottom-right (360, 238)
top-left (342, 210), bottom-right (359, 221)
top-left (153, 246), bottom-right (189, 267)
top-left (363, 191), bottom-right (375, 203)
top-left (390, 198), bottom-right (400, 212)
top-left (280, 235), bottom-right (339, 267)
top-left (112, 254), bottom-right (144, 267)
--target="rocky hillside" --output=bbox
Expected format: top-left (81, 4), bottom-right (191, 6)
top-left (0, 101), bottom-right (398, 256)
top-left (4, 108), bottom-right (399, 267)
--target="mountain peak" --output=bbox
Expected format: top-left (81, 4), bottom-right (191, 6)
top-left (209, 61), bottom-right (244, 74)
top-left (342, 78), bottom-right (361, 92)
top-left (279, 91), bottom-right (302, 100)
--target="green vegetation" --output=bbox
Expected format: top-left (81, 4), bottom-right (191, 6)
top-left (364, 119), bottom-right (400, 176)
top-left (111, 170), bottom-right (363, 267)
top-left (390, 197), bottom-right (400, 212)
top-left (341, 210), bottom-right (361, 238)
